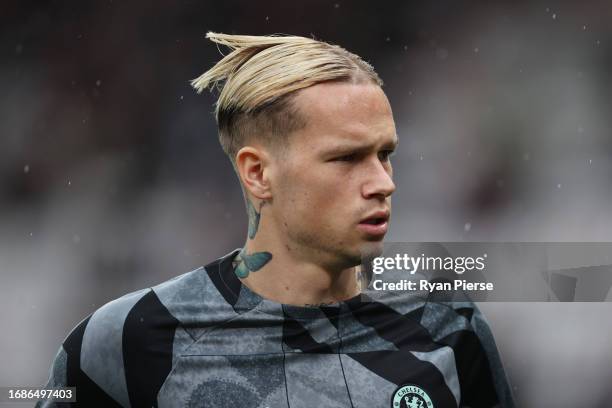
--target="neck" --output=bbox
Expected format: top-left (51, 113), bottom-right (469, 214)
top-left (234, 199), bottom-right (361, 307)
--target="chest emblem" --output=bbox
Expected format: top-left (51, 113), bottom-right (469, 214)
top-left (391, 384), bottom-right (434, 408)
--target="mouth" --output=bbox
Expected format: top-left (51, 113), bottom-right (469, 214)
top-left (361, 217), bottom-right (388, 225)
top-left (357, 211), bottom-right (390, 237)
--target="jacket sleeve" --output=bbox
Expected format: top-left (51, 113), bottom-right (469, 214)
top-left (443, 301), bottom-right (515, 408)
top-left (36, 314), bottom-right (123, 408)
top-left (466, 303), bottom-right (515, 408)
top-left (35, 345), bottom-right (69, 408)
top-left (35, 286), bottom-right (149, 408)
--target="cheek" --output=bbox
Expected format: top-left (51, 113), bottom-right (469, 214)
top-left (278, 172), bottom-right (344, 225)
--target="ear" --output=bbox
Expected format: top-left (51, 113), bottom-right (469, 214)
top-left (235, 146), bottom-right (273, 200)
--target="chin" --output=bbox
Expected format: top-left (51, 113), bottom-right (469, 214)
top-left (358, 241), bottom-right (385, 261)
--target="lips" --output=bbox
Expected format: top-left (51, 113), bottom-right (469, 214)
top-left (358, 210), bottom-right (390, 237)
top-left (360, 210), bottom-right (390, 224)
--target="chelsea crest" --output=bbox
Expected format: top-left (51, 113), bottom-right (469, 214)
top-left (391, 384), bottom-right (434, 408)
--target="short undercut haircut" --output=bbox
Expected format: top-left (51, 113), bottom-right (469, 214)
top-left (191, 32), bottom-right (383, 165)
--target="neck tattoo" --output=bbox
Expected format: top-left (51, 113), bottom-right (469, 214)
top-left (234, 198), bottom-right (272, 279)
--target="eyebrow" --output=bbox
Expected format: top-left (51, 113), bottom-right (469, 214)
top-left (322, 134), bottom-right (399, 156)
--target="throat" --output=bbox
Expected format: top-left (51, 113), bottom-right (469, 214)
top-left (236, 249), bottom-right (361, 307)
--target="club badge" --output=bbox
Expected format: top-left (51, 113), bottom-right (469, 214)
top-left (391, 384), bottom-right (434, 408)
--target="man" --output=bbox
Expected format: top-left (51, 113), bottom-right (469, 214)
top-left (39, 32), bottom-right (514, 407)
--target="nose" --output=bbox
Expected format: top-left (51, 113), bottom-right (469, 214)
top-left (361, 158), bottom-right (395, 199)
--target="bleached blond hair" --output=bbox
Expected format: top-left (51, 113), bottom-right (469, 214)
top-left (191, 32), bottom-right (383, 163)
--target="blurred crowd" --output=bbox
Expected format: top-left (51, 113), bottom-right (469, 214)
top-left (1, 1), bottom-right (612, 406)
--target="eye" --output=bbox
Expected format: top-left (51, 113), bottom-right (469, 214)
top-left (332, 153), bottom-right (357, 162)
top-left (378, 149), bottom-right (395, 162)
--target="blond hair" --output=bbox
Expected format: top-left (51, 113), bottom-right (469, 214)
top-left (191, 32), bottom-right (383, 163)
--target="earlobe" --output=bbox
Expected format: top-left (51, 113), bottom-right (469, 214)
top-left (235, 146), bottom-right (272, 200)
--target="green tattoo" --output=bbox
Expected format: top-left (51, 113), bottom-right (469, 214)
top-left (239, 198), bottom-right (270, 278)
top-left (246, 198), bottom-right (261, 239)
top-left (234, 248), bottom-right (272, 279)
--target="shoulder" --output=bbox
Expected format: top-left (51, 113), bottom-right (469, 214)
top-left (52, 286), bottom-right (155, 407)
top-left (76, 264), bottom-right (213, 344)
top-left (419, 300), bottom-right (477, 341)
top-left (363, 290), bottom-right (513, 402)
top-left (365, 286), bottom-right (490, 340)
top-left (381, 291), bottom-right (492, 353)
top-left (70, 250), bottom-right (244, 366)
top-left (416, 298), bottom-right (515, 407)
top-left (64, 285), bottom-right (153, 367)
top-left (361, 289), bottom-right (475, 338)
top-left (64, 287), bottom-right (159, 406)
top-left (55, 254), bottom-right (248, 406)
top-left (75, 265), bottom-right (215, 366)
top-left (57, 266), bottom-right (211, 407)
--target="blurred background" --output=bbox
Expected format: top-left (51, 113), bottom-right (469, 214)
top-left (2, 0), bottom-right (612, 406)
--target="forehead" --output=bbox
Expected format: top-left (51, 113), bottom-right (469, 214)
top-left (290, 81), bottom-right (397, 149)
